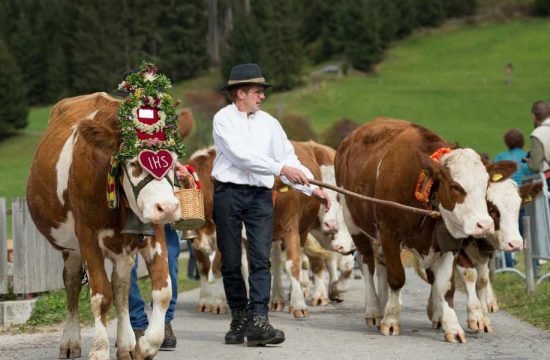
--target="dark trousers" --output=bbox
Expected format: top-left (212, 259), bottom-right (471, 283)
top-left (213, 181), bottom-right (273, 317)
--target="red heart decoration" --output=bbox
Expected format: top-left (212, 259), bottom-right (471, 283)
top-left (138, 149), bottom-right (174, 180)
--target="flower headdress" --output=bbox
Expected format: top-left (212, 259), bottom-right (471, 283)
top-left (115, 62), bottom-right (185, 160)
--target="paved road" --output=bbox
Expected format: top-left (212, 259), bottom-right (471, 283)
top-left (1, 268), bottom-right (549, 360)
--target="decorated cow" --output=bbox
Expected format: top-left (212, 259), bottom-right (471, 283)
top-left (26, 63), bottom-right (191, 359)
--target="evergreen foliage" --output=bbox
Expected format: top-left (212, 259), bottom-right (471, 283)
top-left (157, 0), bottom-right (209, 82)
top-left (0, 38), bottom-right (28, 136)
top-left (394, 0), bottom-right (418, 39)
top-left (534, 0), bottom-right (550, 16)
top-left (302, 0), bottom-right (344, 63)
top-left (443, 0), bottom-right (477, 18)
top-left (340, 0), bottom-right (383, 72)
top-left (220, 12), bottom-right (266, 82)
top-left (262, 0), bottom-right (304, 91)
top-left (415, 0), bottom-right (445, 27)
top-left (373, 0), bottom-right (399, 48)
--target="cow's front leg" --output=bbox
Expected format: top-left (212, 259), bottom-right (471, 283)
top-left (60, 250), bottom-right (83, 359)
top-left (456, 264), bottom-right (485, 333)
top-left (285, 232), bottom-right (309, 318)
top-left (136, 231), bottom-right (171, 360)
top-left (80, 231), bottom-right (112, 360)
top-left (209, 250), bottom-right (228, 314)
top-left (476, 261), bottom-right (494, 332)
top-left (195, 249), bottom-right (213, 312)
top-left (329, 253), bottom-right (353, 302)
top-left (431, 252), bottom-right (466, 343)
top-left (309, 253), bottom-right (329, 306)
top-left (378, 230), bottom-right (404, 336)
top-left (270, 240), bottom-right (286, 311)
top-left (110, 241), bottom-right (139, 360)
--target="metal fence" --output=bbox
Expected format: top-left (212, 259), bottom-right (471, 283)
top-left (494, 173), bottom-right (550, 292)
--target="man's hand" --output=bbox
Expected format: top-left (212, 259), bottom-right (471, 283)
top-left (280, 165), bottom-right (310, 185)
top-left (312, 188), bottom-right (331, 212)
top-left (175, 162), bottom-right (197, 188)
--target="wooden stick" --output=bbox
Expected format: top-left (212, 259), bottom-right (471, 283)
top-left (308, 179), bottom-right (441, 218)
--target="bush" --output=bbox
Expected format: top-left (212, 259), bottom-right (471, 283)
top-left (534, 0), bottom-right (550, 16)
top-left (0, 39), bottom-right (28, 137)
top-left (280, 114), bottom-right (318, 142)
top-left (443, 0), bottom-right (477, 18)
top-left (321, 118), bottom-right (360, 149)
top-left (415, 0), bottom-right (445, 27)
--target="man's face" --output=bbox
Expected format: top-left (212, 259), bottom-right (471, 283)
top-left (239, 85), bottom-right (266, 113)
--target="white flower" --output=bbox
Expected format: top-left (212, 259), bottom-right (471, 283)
top-left (143, 72), bottom-right (157, 82)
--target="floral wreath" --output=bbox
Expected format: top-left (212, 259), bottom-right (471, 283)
top-left (115, 62), bottom-right (185, 160)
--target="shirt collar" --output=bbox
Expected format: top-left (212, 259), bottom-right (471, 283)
top-left (231, 103), bottom-right (257, 119)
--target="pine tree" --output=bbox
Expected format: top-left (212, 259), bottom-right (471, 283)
top-left (156, 0), bottom-right (209, 82)
top-left (534, 0), bottom-right (550, 16)
top-left (0, 38), bottom-right (28, 136)
top-left (415, 0), bottom-right (445, 27)
top-left (302, 0), bottom-right (344, 63)
top-left (220, 12), bottom-right (266, 81)
top-left (394, 0), bottom-right (417, 39)
top-left (262, 0), bottom-right (304, 91)
top-left (340, 0), bottom-right (383, 72)
top-left (443, 0), bottom-right (477, 18)
top-left (374, 0), bottom-right (399, 48)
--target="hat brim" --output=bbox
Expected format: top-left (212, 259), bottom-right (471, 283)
top-left (221, 81), bottom-right (272, 91)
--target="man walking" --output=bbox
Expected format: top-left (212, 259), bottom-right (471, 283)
top-left (212, 63), bottom-right (330, 346)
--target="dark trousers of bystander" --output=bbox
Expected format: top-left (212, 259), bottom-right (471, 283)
top-left (213, 180), bottom-right (274, 317)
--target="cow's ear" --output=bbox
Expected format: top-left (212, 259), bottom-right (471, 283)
top-left (177, 109), bottom-right (194, 140)
top-left (417, 150), bottom-right (441, 177)
top-left (78, 119), bottom-right (120, 156)
top-left (519, 181), bottom-right (543, 203)
top-left (486, 160), bottom-right (516, 183)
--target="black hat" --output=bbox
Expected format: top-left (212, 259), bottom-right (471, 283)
top-left (222, 63), bottom-right (272, 90)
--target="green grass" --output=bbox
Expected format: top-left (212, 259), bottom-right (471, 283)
top-left (2, 258), bottom-right (199, 333)
top-left (264, 18), bottom-right (550, 157)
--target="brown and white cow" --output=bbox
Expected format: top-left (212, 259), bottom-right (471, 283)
top-left (335, 117), bottom-right (513, 343)
top-left (26, 92), bottom-right (191, 359)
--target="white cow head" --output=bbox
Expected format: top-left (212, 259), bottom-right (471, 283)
top-left (120, 153), bottom-right (180, 224)
top-left (486, 179), bottom-right (523, 251)
top-left (420, 148), bottom-right (494, 239)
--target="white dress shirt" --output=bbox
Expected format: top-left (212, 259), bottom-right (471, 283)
top-left (212, 103), bottom-right (317, 196)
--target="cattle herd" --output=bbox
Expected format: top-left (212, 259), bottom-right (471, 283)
top-left (26, 93), bottom-right (535, 359)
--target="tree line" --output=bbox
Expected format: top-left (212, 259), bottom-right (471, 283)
top-left (3, 0), bottom-right (549, 137)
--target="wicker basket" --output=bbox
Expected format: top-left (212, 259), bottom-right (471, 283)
top-left (173, 188), bottom-right (206, 230)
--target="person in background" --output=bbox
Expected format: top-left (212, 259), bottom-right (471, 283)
top-left (524, 100), bottom-right (550, 276)
top-left (494, 128), bottom-right (533, 267)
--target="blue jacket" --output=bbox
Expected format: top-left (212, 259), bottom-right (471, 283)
top-left (494, 148), bottom-right (533, 184)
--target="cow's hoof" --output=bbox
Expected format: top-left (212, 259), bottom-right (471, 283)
top-left (432, 320), bottom-right (442, 329)
top-left (365, 317), bottom-right (381, 328)
top-left (59, 343), bottom-right (81, 359)
top-left (196, 303), bottom-right (212, 312)
top-left (467, 319), bottom-right (485, 333)
top-left (483, 321), bottom-right (493, 333)
top-left (380, 321), bottom-right (400, 336)
top-left (311, 297), bottom-right (329, 306)
top-left (488, 303), bottom-right (499, 313)
top-left (444, 330), bottom-right (467, 343)
top-left (270, 301), bottom-right (285, 312)
top-left (212, 303), bottom-right (228, 314)
top-left (291, 308), bottom-right (310, 318)
top-left (116, 348), bottom-right (135, 360)
top-left (329, 291), bottom-right (344, 302)
top-left (88, 350), bottom-right (110, 360)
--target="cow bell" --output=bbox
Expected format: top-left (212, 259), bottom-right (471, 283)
top-left (181, 229), bottom-right (199, 240)
top-left (121, 212), bottom-right (155, 237)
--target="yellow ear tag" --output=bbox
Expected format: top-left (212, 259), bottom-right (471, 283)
top-left (279, 186), bottom-right (289, 193)
top-left (491, 173), bottom-right (503, 182)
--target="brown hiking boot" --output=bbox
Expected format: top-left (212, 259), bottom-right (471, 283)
top-left (160, 322), bottom-right (177, 350)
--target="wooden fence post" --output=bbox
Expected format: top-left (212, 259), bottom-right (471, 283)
top-left (0, 198), bottom-right (7, 294)
top-left (523, 215), bottom-right (535, 294)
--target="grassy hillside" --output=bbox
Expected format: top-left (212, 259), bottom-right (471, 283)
top-left (264, 18), bottom-right (550, 156)
top-left (2, 18), bottom-right (550, 203)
